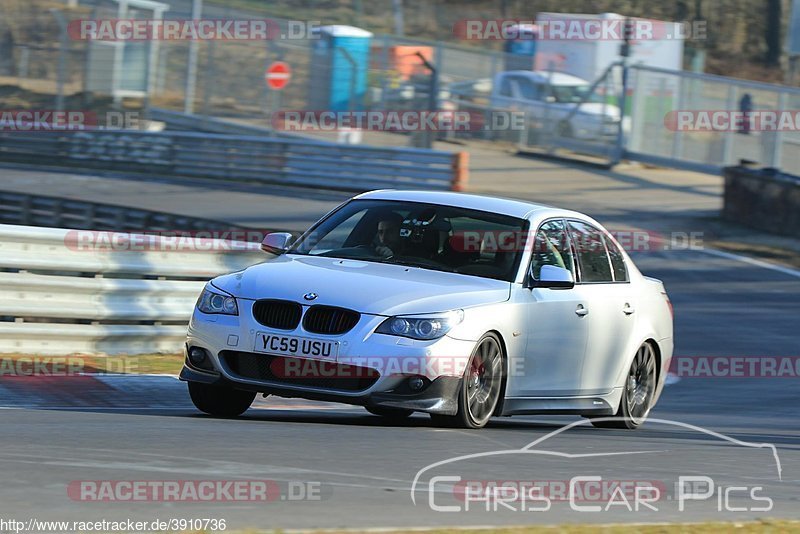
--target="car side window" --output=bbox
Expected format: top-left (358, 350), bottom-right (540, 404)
top-left (568, 221), bottom-right (613, 283)
top-left (498, 77), bottom-right (513, 97)
top-left (533, 83), bottom-right (548, 101)
top-left (529, 220), bottom-right (575, 279)
top-left (605, 236), bottom-right (629, 282)
top-left (516, 78), bottom-right (539, 101)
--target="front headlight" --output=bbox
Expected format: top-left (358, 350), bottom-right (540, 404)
top-left (376, 310), bottom-right (464, 340)
top-left (196, 286), bottom-right (238, 315)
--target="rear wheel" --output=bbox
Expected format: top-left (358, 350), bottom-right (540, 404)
top-left (591, 342), bottom-right (657, 430)
top-left (188, 382), bottom-right (256, 417)
top-left (365, 406), bottom-right (413, 420)
top-left (430, 333), bottom-right (504, 429)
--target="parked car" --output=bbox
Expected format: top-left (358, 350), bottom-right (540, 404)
top-left (181, 190), bottom-right (673, 429)
top-left (489, 70), bottom-right (629, 140)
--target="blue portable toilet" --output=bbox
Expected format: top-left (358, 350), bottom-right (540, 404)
top-left (503, 23), bottom-right (538, 71)
top-left (309, 25), bottom-right (373, 112)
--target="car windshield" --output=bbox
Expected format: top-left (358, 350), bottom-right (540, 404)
top-left (551, 84), bottom-right (601, 104)
top-left (290, 199), bottom-right (528, 282)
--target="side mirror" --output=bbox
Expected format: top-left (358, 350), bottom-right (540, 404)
top-left (531, 265), bottom-right (575, 289)
top-left (261, 232), bottom-right (293, 254)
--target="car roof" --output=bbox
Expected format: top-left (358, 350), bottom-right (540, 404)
top-left (354, 190), bottom-right (554, 219)
top-left (500, 70), bottom-right (590, 86)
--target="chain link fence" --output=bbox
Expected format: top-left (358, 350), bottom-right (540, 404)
top-left (3, 2), bottom-right (800, 174)
top-left (627, 65), bottom-right (800, 173)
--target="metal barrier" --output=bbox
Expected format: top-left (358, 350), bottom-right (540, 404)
top-left (0, 224), bottom-right (264, 355)
top-left (0, 191), bottom-right (256, 233)
top-left (0, 129), bottom-right (466, 192)
top-left (149, 108), bottom-right (300, 139)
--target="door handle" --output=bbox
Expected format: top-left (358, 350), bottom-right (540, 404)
top-left (623, 303), bottom-right (635, 315)
top-left (575, 304), bottom-right (589, 317)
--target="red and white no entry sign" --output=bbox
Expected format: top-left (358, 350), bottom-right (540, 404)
top-left (265, 61), bottom-right (291, 90)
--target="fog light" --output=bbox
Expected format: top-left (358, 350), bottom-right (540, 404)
top-left (188, 347), bottom-right (207, 367)
top-left (408, 376), bottom-right (425, 391)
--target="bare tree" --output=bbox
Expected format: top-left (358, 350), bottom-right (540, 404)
top-left (765, 0), bottom-right (782, 66)
top-left (392, 0), bottom-right (404, 36)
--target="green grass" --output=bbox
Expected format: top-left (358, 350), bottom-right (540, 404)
top-left (0, 352), bottom-right (184, 375)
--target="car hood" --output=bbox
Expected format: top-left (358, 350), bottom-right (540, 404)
top-left (211, 254), bottom-right (512, 316)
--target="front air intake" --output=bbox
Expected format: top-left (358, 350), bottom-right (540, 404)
top-left (302, 305), bottom-right (360, 335)
top-left (252, 299), bottom-right (302, 330)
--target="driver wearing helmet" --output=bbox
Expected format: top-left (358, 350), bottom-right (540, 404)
top-left (373, 214), bottom-right (403, 258)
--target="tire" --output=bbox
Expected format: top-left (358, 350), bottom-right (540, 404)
top-left (188, 381), bottom-right (256, 417)
top-left (365, 406), bottom-right (413, 420)
top-left (430, 333), bottom-right (504, 429)
top-left (591, 342), bottom-right (657, 430)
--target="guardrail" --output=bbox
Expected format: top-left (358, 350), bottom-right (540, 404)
top-left (0, 224), bottom-right (264, 355)
top-left (0, 128), bottom-right (468, 192)
top-left (0, 191), bottom-right (257, 233)
top-left (149, 108), bottom-right (297, 139)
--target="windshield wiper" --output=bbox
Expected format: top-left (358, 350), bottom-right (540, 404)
top-left (388, 258), bottom-right (457, 273)
top-left (297, 252), bottom-right (457, 273)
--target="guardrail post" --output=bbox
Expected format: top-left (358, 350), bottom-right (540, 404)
top-left (722, 84), bottom-right (737, 165)
top-left (20, 195), bottom-right (32, 226)
top-left (49, 9), bottom-right (69, 114)
top-left (769, 91), bottom-right (787, 168)
top-left (451, 151), bottom-right (469, 191)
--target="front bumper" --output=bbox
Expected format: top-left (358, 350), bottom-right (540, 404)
top-left (180, 364), bottom-right (462, 415)
top-left (181, 302), bottom-right (475, 415)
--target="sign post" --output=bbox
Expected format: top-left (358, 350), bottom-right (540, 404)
top-left (265, 61), bottom-right (291, 129)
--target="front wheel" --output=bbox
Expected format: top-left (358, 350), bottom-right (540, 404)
top-left (591, 342), bottom-right (657, 430)
top-left (188, 382), bottom-right (256, 417)
top-left (430, 333), bottom-right (504, 429)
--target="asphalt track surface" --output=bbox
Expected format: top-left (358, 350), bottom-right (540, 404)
top-left (0, 169), bottom-right (798, 530)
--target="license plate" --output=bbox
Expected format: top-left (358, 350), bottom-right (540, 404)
top-left (254, 332), bottom-right (338, 360)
